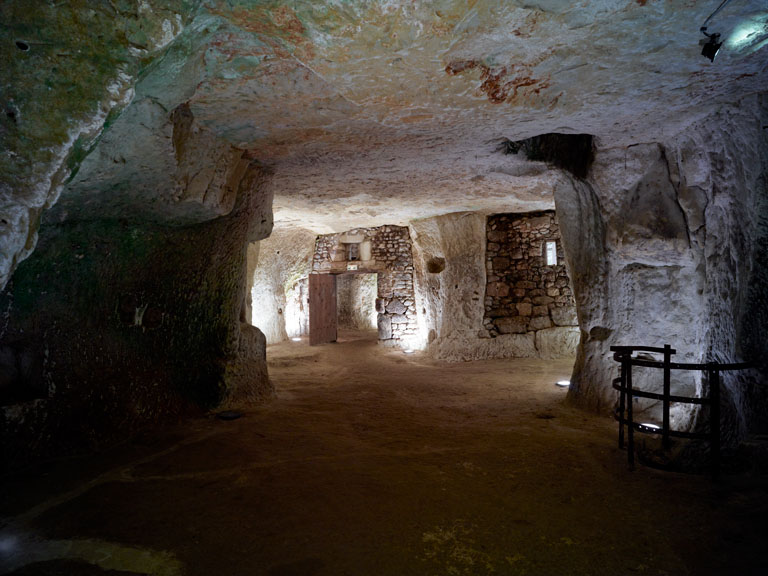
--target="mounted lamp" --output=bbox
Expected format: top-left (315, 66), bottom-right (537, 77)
top-left (699, 0), bottom-right (733, 62)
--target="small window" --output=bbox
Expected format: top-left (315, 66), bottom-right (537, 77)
top-left (346, 243), bottom-right (359, 261)
top-left (545, 241), bottom-right (557, 266)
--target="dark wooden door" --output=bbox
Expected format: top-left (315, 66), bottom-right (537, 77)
top-left (309, 274), bottom-right (337, 345)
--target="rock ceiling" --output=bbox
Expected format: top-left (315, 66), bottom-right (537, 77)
top-left (2, 0), bottom-right (768, 282)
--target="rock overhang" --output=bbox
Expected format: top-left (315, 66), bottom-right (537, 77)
top-left (2, 0), bottom-right (768, 287)
top-left (142, 0), bottom-right (768, 229)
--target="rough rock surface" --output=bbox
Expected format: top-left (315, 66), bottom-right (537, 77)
top-left (0, 157), bottom-right (274, 468)
top-left (4, 1), bottom-right (768, 291)
top-left (337, 274), bottom-right (378, 331)
top-left (251, 226), bottom-right (316, 344)
top-left (2, 1), bottom-right (768, 465)
top-left (536, 327), bottom-right (580, 361)
top-left (555, 95), bottom-right (768, 444)
top-left (0, 0), bottom-right (196, 290)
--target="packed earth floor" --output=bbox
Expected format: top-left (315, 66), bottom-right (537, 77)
top-left (1, 330), bottom-right (767, 576)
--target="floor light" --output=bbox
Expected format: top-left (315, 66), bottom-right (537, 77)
top-left (638, 422), bottom-right (661, 432)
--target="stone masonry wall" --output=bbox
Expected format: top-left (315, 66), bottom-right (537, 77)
top-left (312, 225), bottom-right (416, 345)
top-left (484, 211), bottom-right (578, 341)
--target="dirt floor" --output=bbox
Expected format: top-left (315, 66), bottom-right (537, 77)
top-left (1, 330), bottom-right (767, 576)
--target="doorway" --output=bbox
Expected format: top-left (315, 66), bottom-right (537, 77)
top-left (336, 273), bottom-right (378, 341)
top-left (309, 273), bottom-right (378, 345)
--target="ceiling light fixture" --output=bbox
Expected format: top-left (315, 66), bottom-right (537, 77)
top-left (701, 32), bottom-right (723, 62)
top-left (555, 380), bottom-right (571, 388)
top-left (700, 0), bottom-right (734, 62)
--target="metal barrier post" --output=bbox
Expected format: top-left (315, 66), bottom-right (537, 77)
top-left (663, 344), bottom-right (671, 449)
top-left (626, 358), bottom-right (634, 470)
top-left (618, 355), bottom-right (627, 449)
top-left (710, 363), bottom-right (720, 479)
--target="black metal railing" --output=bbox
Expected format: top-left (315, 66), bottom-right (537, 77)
top-left (610, 345), bottom-right (752, 477)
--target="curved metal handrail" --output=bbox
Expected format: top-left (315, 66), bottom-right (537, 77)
top-left (612, 352), bottom-right (753, 372)
top-left (610, 344), bottom-right (753, 478)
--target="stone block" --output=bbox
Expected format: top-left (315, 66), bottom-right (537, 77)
top-left (533, 295), bottom-right (554, 305)
top-left (516, 303), bottom-right (532, 316)
top-left (386, 298), bottom-right (407, 314)
top-left (492, 257), bottom-right (510, 270)
top-left (391, 313), bottom-right (408, 323)
top-left (375, 298), bottom-right (386, 313)
top-left (535, 327), bottom-right (580, 359)
top-left (529, 215), bottom-right (551, 228)
top-left (533, 305), bottom-right (549, 316)
top-left (377, 314), bottom-right (392, 340)
top-left (551, 306), bottom-right (578, 326)
top-left (495, 316), bottom-right (528, 334)
top-left (529, 316), bottom-right (552, 330)
top-left (546, 287), bottom-right (560, 297)
top-left (486, 282), bottom-right (510, 298)
top-left (488, 231), bottom-right (505, 242)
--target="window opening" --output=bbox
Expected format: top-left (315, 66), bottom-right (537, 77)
top-left (545, 241), bottom-right (557, 266)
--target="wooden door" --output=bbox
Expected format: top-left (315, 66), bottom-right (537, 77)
top-left (309, 274), bottom-right (337, 345)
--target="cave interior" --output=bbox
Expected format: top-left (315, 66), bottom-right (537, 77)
top-left (1, 1), bottom-right (768, 574)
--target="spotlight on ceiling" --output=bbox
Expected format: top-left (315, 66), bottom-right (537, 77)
top-left (701, 32), bottom-right (723, 62)
top-left (291, 337), bottom-right (302, 342)
top-left (699, 0), bottom-right (733, 62)
top-left (555, 380), bottom-right (571, 388)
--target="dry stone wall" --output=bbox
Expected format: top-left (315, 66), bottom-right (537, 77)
top-left (312, 225), bottom-right (416, 346)
top-left (484, 212), bottom-right (578, 353)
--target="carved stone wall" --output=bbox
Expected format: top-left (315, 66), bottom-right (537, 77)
top-left (554, 96), bottom-right (768, 451)
top-left (0, 162), bottom-right (274, 470)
